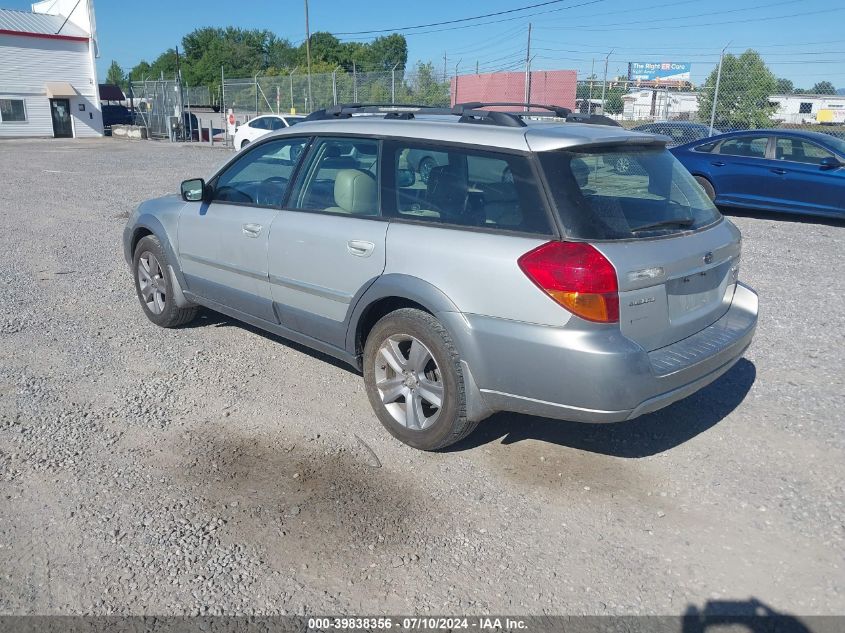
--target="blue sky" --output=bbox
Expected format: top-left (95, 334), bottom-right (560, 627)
top-left (5, 0), bottom-right (844, 88)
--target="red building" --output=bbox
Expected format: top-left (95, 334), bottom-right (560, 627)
top-left (451, 70), bottom-right (577, 110)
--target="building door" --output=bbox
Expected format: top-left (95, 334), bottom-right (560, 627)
top-left (49, 99), bottom-right (73, 138)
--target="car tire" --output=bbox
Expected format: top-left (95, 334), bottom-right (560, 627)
top-left (133, 235), bottom-right (198, 328)
top-left (241, 139), bottom-right (250, 150)
top-left (363, 308), bottom-right (477, 451)
top-left (418, 157), bottom-right (436, 184)
top-left (695, 176), bottom-right (716, 201)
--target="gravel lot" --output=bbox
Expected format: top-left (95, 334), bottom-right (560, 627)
top-left (0, 138), bottom-right (842, 618)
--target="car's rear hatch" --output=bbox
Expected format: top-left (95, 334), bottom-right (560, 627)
top-left (594, 221), bottom-right (740, 350)
top-left (536, 141), bottom-right (740, 351)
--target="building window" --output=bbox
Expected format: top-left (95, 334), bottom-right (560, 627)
top-left (798, 102), bottom-right (813, 114)
top-left (0, 99), bottom-right (27, 122)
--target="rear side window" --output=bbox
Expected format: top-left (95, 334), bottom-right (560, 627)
top-left (385, 142), bottom-right (552, 235)
top-left (538, 146), bottom-right (721, 240)
top-left (717, 136), bottom-right (769, 158)
top-left (693, 140), bottom-right (719, 153)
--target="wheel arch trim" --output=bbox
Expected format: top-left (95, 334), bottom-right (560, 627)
top-left (128, 215), bottom-right (192, 308)
top-left (345, 274), bottom-right (461, 358)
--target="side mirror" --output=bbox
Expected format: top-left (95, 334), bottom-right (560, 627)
top-left (181, 178), bottom-right (207, 202)
top-left (397, 169), bottom-right (415, 187)
top-left (820, 156), bottom-right (842, 170)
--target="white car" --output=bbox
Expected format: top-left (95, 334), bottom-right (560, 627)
top-left (233, 114), bottom-right (305, 150)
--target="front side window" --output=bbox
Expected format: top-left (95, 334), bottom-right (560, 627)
top-left (0, 99), bottom-right (26, 122)
top-left (539, 146), bottom-right (721, 240)
top-left (248, 117), bottom-right (268, 130)
top-left (387, 142), bottom-right (551, 234)
top-left (212, 137), bottom-right (308, 207)
top-left (289, 137), bottom-right (380, 216)
top-left (716, 136), bottom-right (769, 158)
top-left (775, 137), bottom-right (835, 165)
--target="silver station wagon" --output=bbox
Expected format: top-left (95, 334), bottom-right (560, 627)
top-left (123, 103), bottom-right (758, 450)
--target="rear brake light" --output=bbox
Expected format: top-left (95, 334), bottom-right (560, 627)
top-left (518, 241), bottom-right (619, 323)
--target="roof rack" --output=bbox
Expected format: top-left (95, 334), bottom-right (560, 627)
top-left (305, 103), bottom-right (450, 121)
top-left (452, 102), bottom-right (572, 119)
top-left (303, 101), bottom-right (613, 129)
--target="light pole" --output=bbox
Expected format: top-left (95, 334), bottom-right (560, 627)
top-left (454, 59), bottom-right (461, 105)
top-left (304, 0), bottom-right (313, 112)
top-left (600, 48), bottom-right (614, 114)
top-left (332, 65), bottom-right (342, 105)
top-left (709, 41), bottom-right (731, 136)
top-left (289, 68), bottom-right (298, 113)
top-left (391, 62), bottom-right (400, 102)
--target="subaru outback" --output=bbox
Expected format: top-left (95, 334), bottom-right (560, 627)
top-left (123, 103), bottom-right (758, 450)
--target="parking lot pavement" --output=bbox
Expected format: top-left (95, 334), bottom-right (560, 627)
top-left (0, 138), bottom-right (842, 616)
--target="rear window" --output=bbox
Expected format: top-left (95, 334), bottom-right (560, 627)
top-left (538, 146), bottom-right (721, 240)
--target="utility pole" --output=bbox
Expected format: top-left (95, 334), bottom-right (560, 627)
top-left (524, 23), bottom-right (532, 110)
top-left (709, 41), bottom-right (731, 136)
top-left (600, 48), bottom-right (614, 114)
top-left (304, 0), bottom-right (313, 112)
top-left (443, 51), bottom-right (447, 83)
top-left (588, 58), bottom-right (595, 111)
top-left (475, 60), bottom-right (479, 75)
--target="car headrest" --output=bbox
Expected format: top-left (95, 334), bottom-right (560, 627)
top-left (426, 166), bottom-right (467, 213)
top-left (333, 169), bottom-right (377, 215)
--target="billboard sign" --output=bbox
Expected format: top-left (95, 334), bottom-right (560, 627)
top-left (628, 62), bottom-right (691, 83)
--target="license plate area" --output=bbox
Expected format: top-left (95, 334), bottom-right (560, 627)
top-left (666, 260), bottom-right (732, 321)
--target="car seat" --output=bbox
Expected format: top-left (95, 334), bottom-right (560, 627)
top-left (325, 169), bottom-right (378, 215)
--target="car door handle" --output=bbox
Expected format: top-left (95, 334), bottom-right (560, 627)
top-left (711, 161), bottom-right (726, 167)
top-left (347, 239), bottom-right (375, 257)
top-left (242, 223), bottom-right (262, 237)
top-left (770, 168), bottom-right (787, 175)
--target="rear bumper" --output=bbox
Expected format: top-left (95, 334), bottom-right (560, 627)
top-left (442, 282), bottom-right (758, 423)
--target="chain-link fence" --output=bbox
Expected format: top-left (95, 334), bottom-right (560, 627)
top-left (575, 66), bottom-right (845, 137)
top-left (222, 69), bottom-right (450, 117)
top-left (124, 52), bottom-right (843, 143)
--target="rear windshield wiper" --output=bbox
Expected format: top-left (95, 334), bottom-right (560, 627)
top-left (631, 218), bottom-right (695, 233)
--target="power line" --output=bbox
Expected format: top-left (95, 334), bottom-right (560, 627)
top-left (536, 0), bottom-right (805, 30)
top-left (535, 6), bottom-right (843, 33)
top-left (337, 0), bottom-right (609, 41)
top-left (334, 0), bottom-right (573, 35)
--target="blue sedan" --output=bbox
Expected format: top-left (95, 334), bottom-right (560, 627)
top-left (670, 129), bottom-right (845, 218)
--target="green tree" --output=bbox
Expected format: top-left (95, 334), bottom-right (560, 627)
top-left (604, 90), bottom-right (624, 115)
top-left (365, 34), bottom-right (408, 72)
top-left (775, 77), bottom-right (793, 94)
top-left (105, 60), bottom-right (126, 89)
top-left (128, 61), bottom-right (152, 82)
top-left (576, 74), bottom-right (598, 102)
top-left (698, 49), bottom-right (778, 130)
top-left (811, 81), bottom-right (836, 95)
top-left (408, 61), bottom-right (449, 106)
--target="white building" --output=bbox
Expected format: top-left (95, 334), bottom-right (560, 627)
top-left (621, 89), bottom-right (699, 122)
top-left (0, 0), bottom-right (102, 138)
top-left (768, 93), bottom-right (845, 125)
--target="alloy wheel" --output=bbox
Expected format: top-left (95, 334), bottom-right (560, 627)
top-left (137, 251), bottom-right (167, 315)
top-left (374, 334), bottom-right (444, 430)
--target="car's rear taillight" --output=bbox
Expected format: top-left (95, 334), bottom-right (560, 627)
top-left (518, 241), bottom-right (619, 323)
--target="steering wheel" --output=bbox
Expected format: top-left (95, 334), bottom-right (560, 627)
top-left (256, 177), bottom-right (288, 207)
